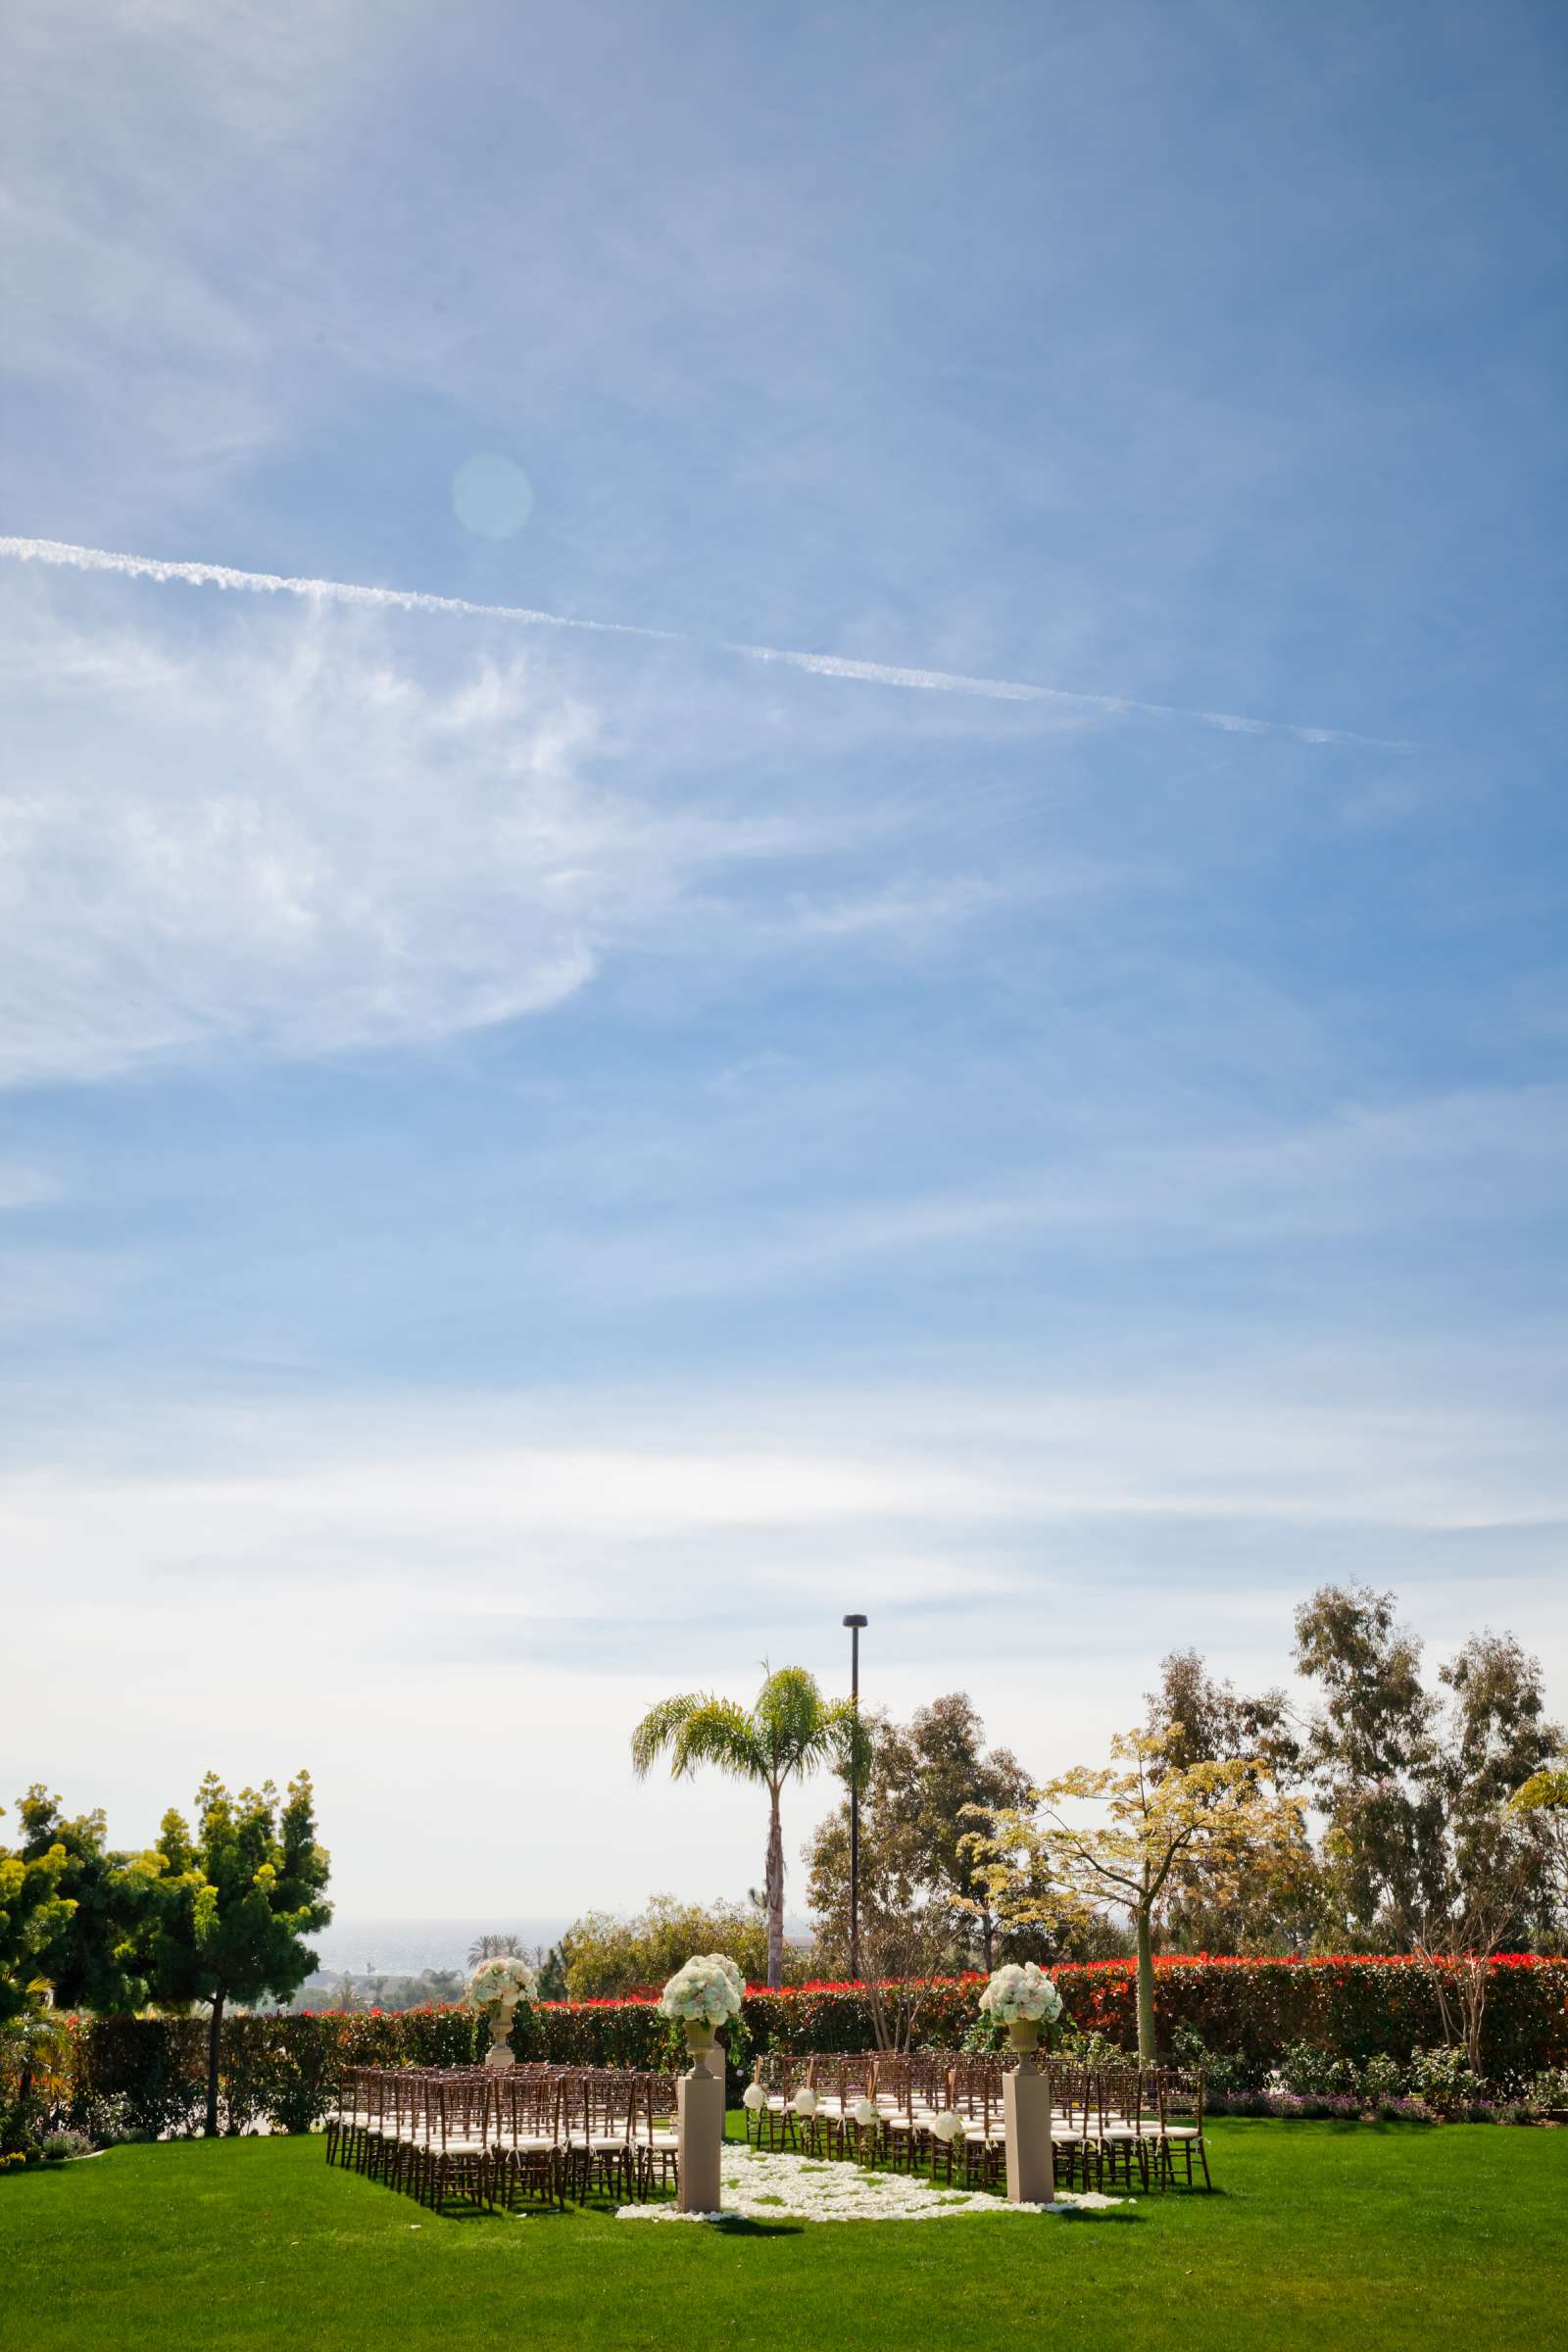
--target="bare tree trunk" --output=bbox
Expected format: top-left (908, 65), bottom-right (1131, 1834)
top-left (765, 1788), bottom-right (785, 1991)
top-left (205, 1992), bottom-right (224, 2138)
top-left (1135, 1902), bottom-right (1157, 2066)
top-left (981, 1912), bottom-right (995, 1973)
top-left (865, 1969), bottom-right (892, 2053)
top-left (1458, 1956), bottom-right (1489, 2078)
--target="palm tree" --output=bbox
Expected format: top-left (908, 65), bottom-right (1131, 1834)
top-left (466, 1933), bottom-right (523, 1968)
top-left (631, 1666), bottom-right (855, 1990)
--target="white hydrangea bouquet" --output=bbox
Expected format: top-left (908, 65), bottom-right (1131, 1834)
top-left (659, 1951), bottom-right (745, 2031)
top-left (466, 1954), bottom-right (539, 2012)
top-left (978, 1961), bottom-right (1063, 2051)
top-left (466, 1953), bottom-right (539, 2070)
top-left (660, 1952), bottom-right (744, 2072)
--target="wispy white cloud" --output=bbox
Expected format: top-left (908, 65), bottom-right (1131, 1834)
top-left (0, 591), bottom-right (846, 1085)
top-left (415, 1080), bottom-right (1567, 1311)
top-left (0, 537), bottom-right (1415, 750)
top-left (3, 1367), bottom-right (1561, 1906)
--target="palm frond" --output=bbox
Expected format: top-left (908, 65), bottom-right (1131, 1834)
top-left (629, 1693), bottom-right (707, 1780)
top-left (630, 1692), bottom-right (768, 1784)
top-left (753, 1667), bottom-right (851, 1784)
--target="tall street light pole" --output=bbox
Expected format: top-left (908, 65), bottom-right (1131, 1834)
top-left (843, 1613), bottom-right (868, 1983)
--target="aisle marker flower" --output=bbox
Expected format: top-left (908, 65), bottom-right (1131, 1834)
top-left (658, 1953), bottom-right (745, 2027)
top-left (466, 1955), bottom-right (539, 2010)
top-left (978, 1962), bottom-right (1062, 2027)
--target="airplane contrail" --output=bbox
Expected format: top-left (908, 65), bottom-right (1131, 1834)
top-left (0, 534), bottom-right (1411, 751)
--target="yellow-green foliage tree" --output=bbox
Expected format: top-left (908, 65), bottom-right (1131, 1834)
top-left (1510, 1767), bottom-right (1568, 1935)
top-left (12, 1788), bottom-right (166, 2014)
top-left (969, 1729), bottom-right (1305, 2063)
top-left (150, 1772), bottom-right (332, 2136)
top-left (0, 1808), bottom-right (74, 2029)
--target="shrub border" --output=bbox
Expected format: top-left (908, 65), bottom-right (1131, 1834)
top-left (53, 1955), bottom-right (1568, 2138)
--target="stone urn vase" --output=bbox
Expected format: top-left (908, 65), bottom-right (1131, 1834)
top-left (483, 1999), bottom-right (519, 2071)
top-left (1007, 2019), bottom-right (1041, 2061)
top-left (683, 2021), bottom-right (721, 2075)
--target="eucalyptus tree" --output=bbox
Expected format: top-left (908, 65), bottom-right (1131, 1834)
top-left (1296, 1587), bottom-right (1563, 1950)
top-left (806, 1693), bottom-right (1040, 1973)
top-left (631, 1666), bottom-right (855, 1990)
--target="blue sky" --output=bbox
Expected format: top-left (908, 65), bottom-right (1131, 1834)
top-left (1, 1), bottom-right (1563, 1915)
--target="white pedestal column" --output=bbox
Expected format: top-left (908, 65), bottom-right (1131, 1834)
top-left (676, 2037), bottom-right (725, 2214)
top-left (1004, 2056), bottom-right (1054, 2204)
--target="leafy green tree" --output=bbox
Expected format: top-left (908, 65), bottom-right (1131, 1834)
top-left (1296, 1589), bottom-right (1563, 1953)
top-left (1294, 1584), bottom-right (1445, 1940)
top-left (12, 1788), bottom-right (164, 2013)
top-left (149, 1772), bottom-right (331, 2135)
top-left (631, 1667), bottom-right (853, 1988)
top-left (806, 1693), bottom-right (1043, 1972)
top-left (1145, 1649), bottom-right (1300, 1782)
top-left (559, 1893), bottom-right (770, 1998)
top-left (1437, 1633), bottom-right (1562, 1947)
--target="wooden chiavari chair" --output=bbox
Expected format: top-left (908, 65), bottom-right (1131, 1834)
top-left (493, 2073), bottom-right (564, 2209)
top-left (418, 2073), bottom-right (493, 2212)
top-left (1149, 2066), bottom-right (1210, 2189)
top-left (324, 2066), bottom-right (371, 2170)
top-left (627, 2072), bottom-right (681, 2200)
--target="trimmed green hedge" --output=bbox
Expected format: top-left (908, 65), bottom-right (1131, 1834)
top-left (746, 1957), bottom-right (1568, 2090)
top-left (62, 2001), bottom-right (696, 2140)
top-left (61, 1956), bottom-right (1568, 2136)
top-left (1052, 1955), bottom-right (1568, 2091)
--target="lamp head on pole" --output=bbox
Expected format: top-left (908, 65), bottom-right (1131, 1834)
top-left (842, 1614), bottom-right (868, 1630)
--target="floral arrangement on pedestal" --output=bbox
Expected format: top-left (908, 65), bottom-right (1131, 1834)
top-left (659, 1953), bottom-right (745, 2056)
top-left (978, 1962), bottom-right (1063, 2052)
top-left (466, 1954), bottom-right (539, 2070)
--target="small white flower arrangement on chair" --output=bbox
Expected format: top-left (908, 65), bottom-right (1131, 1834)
top-left (466, 1954), bottom-right (539, 2070)
top-left (977, 1962), bottom-right (1063, 2055)
top-left (659, 1953), bottom-right (744, 2065)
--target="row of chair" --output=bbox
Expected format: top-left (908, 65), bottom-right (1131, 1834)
top-left (747, 2051), bottom-right (1211, 2190)
top-left (325, 2066), bottom-right (681, 2209)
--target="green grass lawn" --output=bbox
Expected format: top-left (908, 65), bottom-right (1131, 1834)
top-left (5, 2119), bottom-right (1563, 2352)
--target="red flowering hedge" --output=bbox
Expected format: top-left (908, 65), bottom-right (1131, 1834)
top-left (63, 1956), bottom-right (1568, 2135)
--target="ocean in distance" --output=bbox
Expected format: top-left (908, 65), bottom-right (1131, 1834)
top-left (309, 1914), bottom-right (815, 1981)
top-left (312, 1918), bottom-right (572, 1977)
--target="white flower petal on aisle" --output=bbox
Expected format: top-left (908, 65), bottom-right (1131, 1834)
top-left (615, 2147), bottom-right (1123, 2224)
